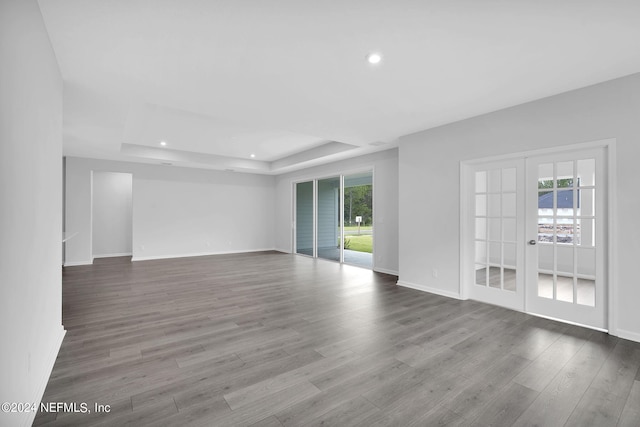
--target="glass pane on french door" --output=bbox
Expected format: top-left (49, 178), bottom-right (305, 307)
top-left (526, 148), bottom-right (605, 329)
top-left (317, 177), bottom-right (341, 262)
top-left (295, 181), bottom-right (313, 256)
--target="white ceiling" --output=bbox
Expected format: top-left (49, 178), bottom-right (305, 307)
top-left (38, 0), bottom-right (640, 174)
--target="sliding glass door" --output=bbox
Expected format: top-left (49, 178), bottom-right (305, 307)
top-left (295, 181), bottom-right (314, 257)
top-left (317, 177), bottom-right (341, 262)
top-left (343, 172), bottom-right (373, 268)
top-left (294, 171), bottom-right (373, 269)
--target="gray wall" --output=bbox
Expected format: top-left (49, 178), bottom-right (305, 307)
top-left (399, 72), bottom-right (640, 341)
top-left (0, 1), bottom-right (65, 425)
top-left (65, 157), bottom-right (276, 264)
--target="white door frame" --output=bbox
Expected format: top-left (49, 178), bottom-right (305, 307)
top-left (460, 139), bottom-right (617, 335)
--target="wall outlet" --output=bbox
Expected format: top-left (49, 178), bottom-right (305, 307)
top-left (206, 241), bottom-right (211, 247)
top-left (140, 245), bottom-right (145, 250)
top-left (432, 269), bottom-right (438, 278)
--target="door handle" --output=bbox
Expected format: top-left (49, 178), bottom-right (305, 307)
top-left (528, 240), bottom-right (537, 245)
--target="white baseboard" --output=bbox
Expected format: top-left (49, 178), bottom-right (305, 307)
top-left (24, 326), bottom-right (65, 427)
top-left (616, 328), bottom-right (640, 344)
top-left (396, 280), bottom-right (462, 300)
top-left (273, 247), bottom-right (292, 254)
top-left (63, 260), bottom-right (93, 267)
top-left (132, 248), bottom-right (277, 262)
top-left (373, 267), bottom-right (399, 276)
top-left (93, 252), bottom-right (132, 258)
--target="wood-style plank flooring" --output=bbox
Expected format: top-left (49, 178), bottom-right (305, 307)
top-left (35, 252), bottom-right (640, 426)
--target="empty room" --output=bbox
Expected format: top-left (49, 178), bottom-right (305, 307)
top-left (2, 1), bottom-right (640, 426)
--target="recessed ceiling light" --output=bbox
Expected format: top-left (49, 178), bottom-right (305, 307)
top-left (160, 141), bottom-right (167, 146)
top-left (250, 154), bottom-right (256, 158)
top-left (366, 52), bottom-right (382, 65)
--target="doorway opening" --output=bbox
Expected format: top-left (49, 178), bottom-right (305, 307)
top-left (91, 171), bottom-right (133, 261)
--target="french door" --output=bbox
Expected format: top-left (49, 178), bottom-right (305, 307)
top-left (525, 148), bottom-right (606, 329)
top-left (469, 159), bottom-right (526, 311)
top-left (467, 147), bottom-right (607, 330)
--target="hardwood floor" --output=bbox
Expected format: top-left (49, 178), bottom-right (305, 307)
top-left (35, 252), bottom-right (640, 426)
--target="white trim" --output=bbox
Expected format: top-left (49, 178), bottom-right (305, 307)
top-left (459, 162), bottom-right (470, 300)
top-left (313, 180), bottom-right (317, 258)
top-left (615, 328), bottom-right (640, 344)
top-left (93, 252), bottom-right (132, 258)
top-left (607, 140), bottom-right (617, 336)
top-left (462, 138), bottom-right (616, 165)
top-left (374, 267), bottom-right (398, 276)
top-left (63, 260), bottom-right (93, 267)
top-left (89, 170), bottom-right (93, 263)
top-left (131, 248), bottom-right (276, 262)
top-left (340, 175), bottom-right (345, 264)
top-left (289, 164), bottom-right (376, 187)
top-left (371, 165), bottom-right (376, 271)
top-left (292, 180), bottom-right (297, 254)
top-left (397, 280), bottom-right (462, 300)
top-left (24, 326), bottom-right (66, 427)
top-left (274, 247), bottom-right (291, 254)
